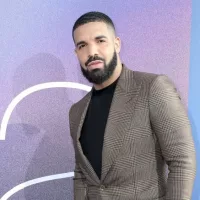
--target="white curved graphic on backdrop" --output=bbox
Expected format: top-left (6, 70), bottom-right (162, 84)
top-left (0, 172), bottom-right (74, 200)
top-left (0, 82), bottom-right (91, 199)
top-left (0, 82), bottom-right (91, 140)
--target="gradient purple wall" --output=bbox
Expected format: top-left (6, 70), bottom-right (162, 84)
top-left (0, 1), bottom-right (191, 199)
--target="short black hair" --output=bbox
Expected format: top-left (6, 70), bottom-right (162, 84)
top-left (72, 11), bottom-right (116, 40)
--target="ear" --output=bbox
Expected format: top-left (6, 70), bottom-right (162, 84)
top-left (114, 37), bottom-right (121, 54)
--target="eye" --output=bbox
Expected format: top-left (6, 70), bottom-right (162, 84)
top-left (78, 44), bottom-right (86, 50)
top-left (98, 39), bottom-right (105, 43)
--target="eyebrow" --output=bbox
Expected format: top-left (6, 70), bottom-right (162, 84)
top-left (76, 41), bottom-right (85, 47)
top-left (95, 35), bottom-right (107, 40)
top-left (76, 35), bottom-right (108, 47)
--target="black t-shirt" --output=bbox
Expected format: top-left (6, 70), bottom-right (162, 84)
top-left (80, 80), bottom-right (118, 179)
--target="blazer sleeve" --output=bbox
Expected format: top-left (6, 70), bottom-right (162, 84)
top-left (149, 75), bottom-right (196, 200)
top-left (73, 161), bottom-right (87, 200)
top-left (69, 105), bottom-right (87, 200)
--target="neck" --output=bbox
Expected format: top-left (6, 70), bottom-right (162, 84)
top-left (93, 63), bottom-right (122, 90)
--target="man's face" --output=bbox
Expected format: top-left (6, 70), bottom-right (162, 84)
top-left (73, 22), bottom-right (120, 84)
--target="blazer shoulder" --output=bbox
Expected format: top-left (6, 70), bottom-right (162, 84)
top-left (134, 70), bottom-right (158, 79)
top-left (130, 69), bottom-right (160, 86)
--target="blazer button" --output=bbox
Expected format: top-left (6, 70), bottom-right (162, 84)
top-left (100, 185), bottom-right (105, 191)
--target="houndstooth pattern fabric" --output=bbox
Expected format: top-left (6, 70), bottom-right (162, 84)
top-left (69, 65), bottom-right (196, 200)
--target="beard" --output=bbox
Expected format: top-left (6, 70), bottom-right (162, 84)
top-left (80, 51), bottom-right (117, 84)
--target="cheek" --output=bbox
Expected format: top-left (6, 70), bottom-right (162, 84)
top-left (104, 48), bottom-right (115, 62)
top-left (77, 53), bottom-right (87, 64)
top-left (100, 45), bottom-right (112, 56)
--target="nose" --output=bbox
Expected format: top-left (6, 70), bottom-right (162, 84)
top-left (87, 44), bottom-right (98, 58)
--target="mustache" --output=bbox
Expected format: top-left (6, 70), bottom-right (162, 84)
top-left (85, 56), bottom-right (105, 67)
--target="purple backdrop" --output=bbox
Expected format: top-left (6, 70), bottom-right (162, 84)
top-left (0, 1), bottom-right (191, 199)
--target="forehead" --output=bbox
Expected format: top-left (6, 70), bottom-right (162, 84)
top-left (74, 22), bottom-right (114, 42)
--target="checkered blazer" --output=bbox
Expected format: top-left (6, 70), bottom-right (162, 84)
top-left (69, 65), bottom-right (196, 200)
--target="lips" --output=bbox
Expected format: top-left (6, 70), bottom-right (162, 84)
top-left (88, 60), bottom-right (103, 66)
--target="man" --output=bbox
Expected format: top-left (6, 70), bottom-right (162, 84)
top-left (69, 11), bottom-right (196, 200)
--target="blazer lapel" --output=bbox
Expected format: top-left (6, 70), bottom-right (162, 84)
top-left (101, 66), bottom-right (142, 181)
top-left (75, 92), bottom-right (100, 185)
